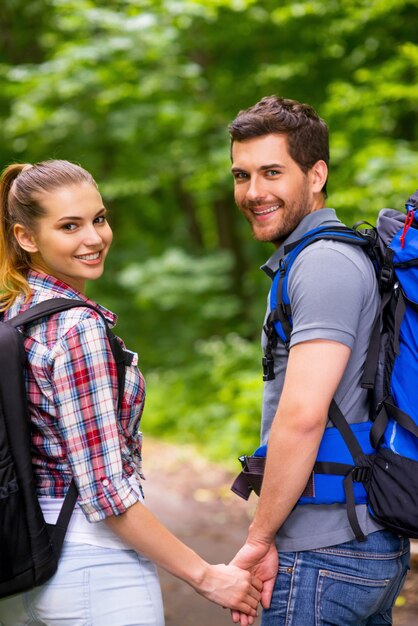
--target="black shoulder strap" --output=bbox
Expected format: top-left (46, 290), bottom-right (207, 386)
top-left (9, 298), bottom-right (131, 410)
top-left (9, 297), bottom-right (131, 555)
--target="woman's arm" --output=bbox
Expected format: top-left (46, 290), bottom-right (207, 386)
top-left (104, 500), bottom-right (262, 617)
top-left (52, 316), bottom-right (261, 618)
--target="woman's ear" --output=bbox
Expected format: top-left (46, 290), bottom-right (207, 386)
top-left (13, 224), bottom-right (39, 253)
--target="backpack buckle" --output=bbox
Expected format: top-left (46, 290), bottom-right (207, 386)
top-left (238, 455), bottom-right (249, 470)
top-left (262, 355), bottom-right (275, 381)
top-left (379, 265), bottom-right (394, 290)
top-left (352, 467), bottom-right (371, 483)
top-left (379, 248), bottom-right (395, 290)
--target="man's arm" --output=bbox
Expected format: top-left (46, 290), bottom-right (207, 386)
top-left (231, 338), bottom-right (351, 611)
top-left (249, 338), bottom-right (351, 544)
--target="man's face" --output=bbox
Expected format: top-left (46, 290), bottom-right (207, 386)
top-left (231, 134), bottom-right (326, 246)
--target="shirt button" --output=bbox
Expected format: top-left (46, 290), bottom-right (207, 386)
top-left (101, 478), bottom-right (110, 487)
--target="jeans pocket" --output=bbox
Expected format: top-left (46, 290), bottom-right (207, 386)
top-left (29, 567), bottom-right (90, 625)
top-left (372, 563), bottom-right (411, 625)
top-left (262, 563), bottom-right (294, 626)
top-left (315, 569), bottom-right (390, 626)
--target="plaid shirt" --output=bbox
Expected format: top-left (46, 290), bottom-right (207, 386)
top-left (4, 271), bottom-right (145, 522)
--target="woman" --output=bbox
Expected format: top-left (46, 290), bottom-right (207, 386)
top-left (0, 160), bottom-right (261, 626)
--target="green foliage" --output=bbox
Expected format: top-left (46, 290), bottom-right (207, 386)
top-left (115, 247), bottom-right (242, 368)
top-left (143, 333), bottom-right (263, 465)
top-left (119, 248), bottom-right (236, 316)
top-left (1, 0), bottom-right (417, 461)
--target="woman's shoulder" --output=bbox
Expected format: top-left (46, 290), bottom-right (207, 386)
top-left (8, 299), bottom-right (104, 351)
top-left (4, 271), bottom-right (116, 345)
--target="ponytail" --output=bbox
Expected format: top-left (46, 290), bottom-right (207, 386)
top-left (0, 159), bottom-right (96, 311)
top-left (0, 164), bottom-right (34, 311)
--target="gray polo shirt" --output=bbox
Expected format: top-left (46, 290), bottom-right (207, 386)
top-left (261, 208), bottom-right (382, 552)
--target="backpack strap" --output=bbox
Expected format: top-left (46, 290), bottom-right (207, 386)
top-left (9, 297), bottom-right (132, 556)
top-left (364, 282), bottom-right (410, 449)
top-left (318, 400), bottom-right (370, 541)
top-left (361, 289), bottom-right (394, 392)
top-left (263, 226), bottom-right (370, 379)
top-left (370, 398), bottom-right (418, 452)
top-left (48, 480), bottom-right (79, 558)
top-left (9, 298), bottom-right (132, 410)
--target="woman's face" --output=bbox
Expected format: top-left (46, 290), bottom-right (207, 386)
top-left (16, 182), bottom-right (113, 293)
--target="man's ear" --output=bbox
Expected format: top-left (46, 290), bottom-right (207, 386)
top-left (13, 224), bottom-right (39, 253)
top-left (310, 160), bottom-right (328, 192)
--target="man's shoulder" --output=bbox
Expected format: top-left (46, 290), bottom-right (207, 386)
top-left (289, 237), bottom-right (378, 303)
top-left (296, 236), bottom-right (375, 276)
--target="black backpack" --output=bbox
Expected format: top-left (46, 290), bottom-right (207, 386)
top-left (0, 298), bottom-right (131, 598)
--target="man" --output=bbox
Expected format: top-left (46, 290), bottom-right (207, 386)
top-left (229, 96), bottom-right (410, 625)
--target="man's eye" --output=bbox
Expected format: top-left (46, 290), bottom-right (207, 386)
top-left (266, 170), bottom-right (280, 176)
top-left (233, 171), bottom-right (249, 180)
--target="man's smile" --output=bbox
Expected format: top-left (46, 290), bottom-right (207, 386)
top-left (252, 204), bottom-right (281, 216)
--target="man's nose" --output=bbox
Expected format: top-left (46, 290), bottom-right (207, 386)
top-left (245, 176), bottom-right (266, 202)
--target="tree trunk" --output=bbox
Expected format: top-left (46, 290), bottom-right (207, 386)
top-left (213, 195), bottom-right (247, 300)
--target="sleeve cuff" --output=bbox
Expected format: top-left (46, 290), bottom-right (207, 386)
top-left (78, 476), bottom-right (141, 522)
top-left (290, 327), bottom-right (355, 350)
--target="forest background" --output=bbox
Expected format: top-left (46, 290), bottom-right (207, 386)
top-left (1, 0), bottom-right (418, 465)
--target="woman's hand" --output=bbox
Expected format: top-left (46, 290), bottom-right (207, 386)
top-left (192, 562), bottom-right (262, 619)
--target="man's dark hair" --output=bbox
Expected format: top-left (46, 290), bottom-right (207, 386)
top-left (229, 95), bottom-right (329, 195)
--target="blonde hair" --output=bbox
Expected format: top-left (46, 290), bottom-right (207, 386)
top-left (0, 159), bottom-right (96, 311)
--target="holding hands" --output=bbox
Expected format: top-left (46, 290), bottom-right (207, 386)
top-left (229, 539), bottom-right (279, 625)
top-left (192, 562), bottom-right (263, 619)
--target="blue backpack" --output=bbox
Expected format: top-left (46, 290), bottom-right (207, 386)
top-left (232, 191), bottom-right (418, 541)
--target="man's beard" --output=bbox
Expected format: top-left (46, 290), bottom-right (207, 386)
top-left (247, 184), bottom-right (312, 246)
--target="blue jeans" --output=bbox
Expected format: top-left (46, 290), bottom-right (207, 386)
top-left (0, 542), bottom-right (165, 626)
top-left (262, 530), bottom-right (410, 626)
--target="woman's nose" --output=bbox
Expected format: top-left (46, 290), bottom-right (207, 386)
top-left (83, 226), bottom-right (103, 245)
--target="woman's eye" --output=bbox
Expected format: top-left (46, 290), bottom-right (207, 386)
top-left (94, 216), bottom-right (106, 224)
top-left (62, 223), bottom-right (77, 231)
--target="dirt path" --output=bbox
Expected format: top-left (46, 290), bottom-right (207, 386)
top-left (143, 439), bottom-right (418, 626)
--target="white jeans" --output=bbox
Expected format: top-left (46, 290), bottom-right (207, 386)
top-left (0, 542), bottom-right (165, 626)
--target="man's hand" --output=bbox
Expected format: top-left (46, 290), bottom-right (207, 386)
top-left (229, 540), bottom-right (278, 625)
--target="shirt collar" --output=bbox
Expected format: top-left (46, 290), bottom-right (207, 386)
top-left (260, 208), bottom-right (344, 277)
top-left (27, 270), bottom-right (117, 325)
